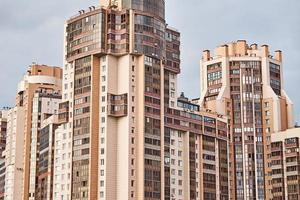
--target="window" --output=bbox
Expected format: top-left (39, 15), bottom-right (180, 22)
top-left (264, 102), bottom-right (269, 108)
top-left (178, 160), bottom-right (182, 167)
top-left (230, 69), bottom-right (240, 75)
top-left (100, 192), bottom-right (104, 198)
top-left (207, 71), bottom-right (222, 81)
top-left (171, 101), bottom-right (175, 107)
top-left (170, 92), bottom-right (175, 98)
top-left (178, 189), bottom-right (182, 195)
top-left (171, 159), bottom-right (175, 165)
top-left (171, 169), bottom-right (176, 175)
top-left (178, 151), bottom-right (182, 157)
top-left (171, 139), bottom-right (175, 145)
top-left (171, 149), bottom-right (175, 155)
top-left (178, 170), bottom-right (182, 176)
top-left (178, 180), bottom-right (183, 186)
top-left (170, 82), bottom-right (175, 88)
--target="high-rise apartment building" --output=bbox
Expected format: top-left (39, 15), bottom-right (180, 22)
top-left (0, 1), bottom-right (299, 200)
top-left (28, 92), bottom-right (61, 200)
top-left (0, 159), bottom-right (5, 200)
top-left (57, 1), bottom-right (230, 200)
top-left (200, 40), bottom-right (294, 200)
top-left (0, 108), bottom-right (9, 158)
top-left (270, 128), bottom-right (300, 200)
top-left (0, 108), bottom-right (9, 200)
top-left (5, 106), bottom-right (25, 200)
top-left (13, 64), bottom-right (62, 200)
top-left (36, 114), bottom-right (60, 200)
top-left (53, 114), bottom-right (73, 200)
top-left (164, 94), bottom-right (230, 200)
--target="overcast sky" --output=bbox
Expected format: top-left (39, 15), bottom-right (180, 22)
top-left (0, 0), bottom-right (299, 122)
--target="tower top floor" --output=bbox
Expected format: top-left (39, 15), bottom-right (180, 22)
top-left (202, 40), bottom-right (283, 62)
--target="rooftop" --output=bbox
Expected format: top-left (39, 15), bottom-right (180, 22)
top-left (202, 40), bottom-right (282, 62)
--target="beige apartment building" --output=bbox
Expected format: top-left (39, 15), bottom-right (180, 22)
top-left (4, 106), bottom-right (25, 200)
top-left (0, 65), bottom-right (62, 200)
top-left (0, 159), bottom-right (5, 200)
top-left (28, 92), bottom-right (61, 200)
top-left (1, 2), bottom-right (299, 200)
top-left (0, 109), bottom-right (9, 158)
top-left (13, 64), bottom-right (62, 200)
top-left (36, 114), bottom-right (61, 200)
top-left (0, 108), bottom-right (9, 200)
top-left (200, 40), bottom-right (294, 200)
top-left (270, 128), bottom-right (300, 200)
top-left (55, 0), bottom-right (231, 200)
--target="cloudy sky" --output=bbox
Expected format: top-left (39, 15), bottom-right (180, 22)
top-left (0, 0), bottom-right (300, 122)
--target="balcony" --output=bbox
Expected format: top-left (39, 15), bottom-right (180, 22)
top-left (107, 93), bottom-right (128, 117)
top-left (58, 101), bottom-right (69, 124)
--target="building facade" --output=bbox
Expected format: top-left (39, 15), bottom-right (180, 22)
top-left (14, 64), bottom-right (62, 200)
top-left (0, 159), bottom-right (5, 200)
top-left (0, 109), bottom-right (9, 159)
top-left (200, 40), bottom-right (294, 200)
top-left (2, 2), bottom-right (299, 200)
top-left (270, 128), bottom-right (300, 200)
top-left (0, 109), bottom-right (9, 200)
top-left (56, 0), bottom-right (230, 200)
top-left (28, 92), bottom-right (61, 200)
top-left (52, 118), bottom-right (73, 200)
top-left (4, 106), bottom-right (25, 200)
top-left (164, 95), bottom-right (229, 200)
top-left (36, 115), bottom-right (60, 200)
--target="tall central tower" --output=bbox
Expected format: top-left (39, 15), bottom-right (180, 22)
top-left (58, 1), bottom-right (179, 200)
top-left (56, 1), bottom-right (230, 200)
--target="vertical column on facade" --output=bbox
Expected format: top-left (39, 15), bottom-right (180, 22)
top-left (90, 55), bottom-right (100, 200)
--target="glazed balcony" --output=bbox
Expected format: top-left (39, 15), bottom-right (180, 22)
top-left (58, 101), bottom-right (69, 124)
top-left (107, 93), bottom-right (128, 117)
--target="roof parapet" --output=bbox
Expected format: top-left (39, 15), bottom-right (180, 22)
top-left (261, 44), bottom-right (269, 58)
top-left (275, 50), bottom-right (282, 62)
top-left (202, 50), bottom-right (211, 61)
